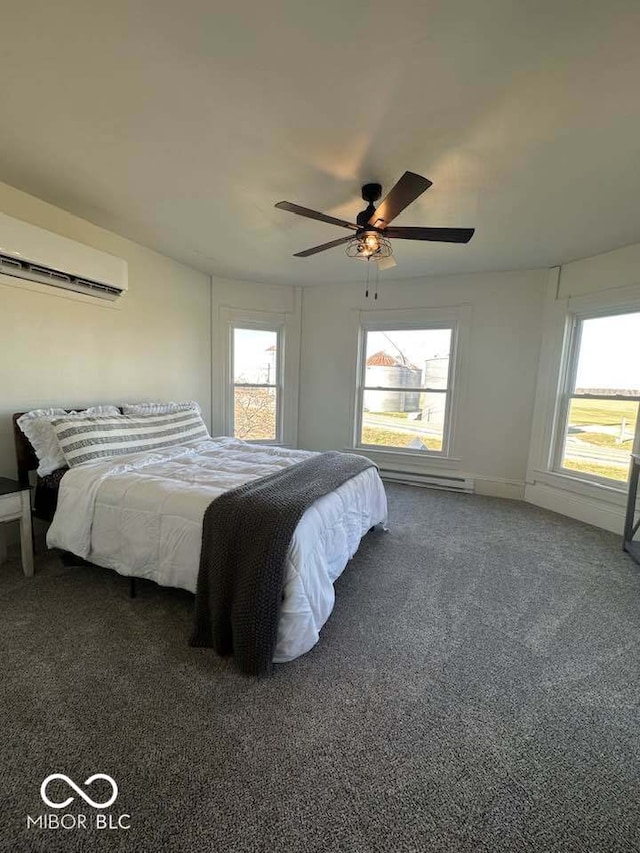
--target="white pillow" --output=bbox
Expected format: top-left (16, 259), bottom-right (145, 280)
top-left (52, 409), bottom-right (210, 468)
top-left (122, 400), bottom-right (201, 416)
top-left (17, 406), bottom-right (120, 476)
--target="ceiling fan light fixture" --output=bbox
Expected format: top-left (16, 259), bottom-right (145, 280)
top-left (345, 231), bottom-right (393, 261)
top-left (376, 254), bottom-right (397, 271)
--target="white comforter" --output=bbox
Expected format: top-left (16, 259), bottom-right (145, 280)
top-left (47, 437), bottom-right (388, 662)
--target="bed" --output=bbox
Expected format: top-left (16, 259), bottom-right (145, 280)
top-left (13, 410), bottom-right (388, 666)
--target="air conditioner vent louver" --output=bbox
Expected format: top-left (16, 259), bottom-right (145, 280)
top-left (0, 212), bottom-right (128, 302)
top-left (0, 253), bottom-right (124, 299)
top-left (0, 255), bottom-right (21, 271)
top-left (29, 264), bottom-right (72, 282)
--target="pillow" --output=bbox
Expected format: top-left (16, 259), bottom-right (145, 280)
top-left (52, 409), bottom-right (210, 468)
top-left (17, 406), bottom-right (121, 476)
top-left (122, 400), bottom-right (201, 416)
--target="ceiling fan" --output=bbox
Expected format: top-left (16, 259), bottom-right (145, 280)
top-left (275, 171), bottom-right (475, 263)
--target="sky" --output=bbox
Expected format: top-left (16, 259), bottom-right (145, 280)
top-left (575, 312), bottom-right (640, 390)
top-left (234, 327), bottom-right (453, 384)
top-left (233, 314), bottom-right (640, 391)
top-left (366, 329), bottom-right (452, 367)
top-left (234, 328), bottom-right (277, 383)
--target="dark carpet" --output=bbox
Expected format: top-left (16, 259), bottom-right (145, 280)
top-left (1, 484), bottom-right (639, 853)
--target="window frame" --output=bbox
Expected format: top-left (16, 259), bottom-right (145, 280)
top-left (216, 302), bottom-right (301, 447)
top-left (551, 306), bottom-right (640, 488)
top-left (354, 316), bottom-right (460, 458)
top-left (228, 318), bottom-right (284, 445)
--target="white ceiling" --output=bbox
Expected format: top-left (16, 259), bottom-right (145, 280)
top-left (1, 0), bottom-right (639, 285)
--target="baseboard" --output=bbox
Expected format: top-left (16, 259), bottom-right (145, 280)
top-left (474, 478), bottom-right (525, 501)
top-left (379, 471), bottom-right (526, 500)
top-left (380, 468), bottom-right (473, 493)
top-left (525, 482), bottom-right (625, 534)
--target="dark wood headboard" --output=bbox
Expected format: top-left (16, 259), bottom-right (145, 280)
top-left (12, 413), bottom-right (38, 486)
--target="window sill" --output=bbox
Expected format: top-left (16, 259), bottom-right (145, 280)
top-left (529, 468), bottom-right (627, 506)
top-left (346, 446), bottom-right (461, 469)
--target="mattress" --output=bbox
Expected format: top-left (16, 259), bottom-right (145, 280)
top-left (46, 436), bottom-right (388, 663)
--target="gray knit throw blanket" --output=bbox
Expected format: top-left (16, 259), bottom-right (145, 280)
top-left (190, 451), bottom-right (376, 676)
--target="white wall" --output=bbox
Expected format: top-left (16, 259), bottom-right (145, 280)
top-left (0, 180), bottom-right (211, 480)
top-left (526, 242), bottom-right (640, 533)
top-left (298, 269), bottom-right (548, 497)
top-left (558, 242), bottom-right (640, 299)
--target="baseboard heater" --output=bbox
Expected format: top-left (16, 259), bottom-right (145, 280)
top-left (380, 468), bottom-right (474, 493)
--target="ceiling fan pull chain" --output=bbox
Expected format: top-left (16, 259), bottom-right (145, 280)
top-left (365, 259), bottom-right (370, 299)
top-left (374, 260), bottom-right (379, 301)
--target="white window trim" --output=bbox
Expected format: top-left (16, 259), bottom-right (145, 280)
top-left (217, 305), bottom-right (300, 446)
top-left (527, 270), bottom-right (640, 501)
top-left (349, 305), bottom-right (471, 464)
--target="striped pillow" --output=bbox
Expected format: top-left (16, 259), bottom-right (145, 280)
top-left (17, 405), bottom-right (121, 475)
top-left (51, 410), bottom-right (209, 468)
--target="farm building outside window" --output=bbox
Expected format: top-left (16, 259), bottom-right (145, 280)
top-left (357, 327), bottom-right (453, 454)
top-left (555, 310), bottom-right (640, 485)
top-left (232, 327), bottom-right (280, 442)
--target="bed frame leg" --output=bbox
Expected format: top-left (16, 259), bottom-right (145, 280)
top-left (129, 577), bottom-right (137, 599)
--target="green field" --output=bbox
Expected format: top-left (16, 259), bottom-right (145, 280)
top-left (563, 459), bottom-right (630, 481)
top-left (576, 432), bottom-right (633, 449)
top-left (569, 398), bottom-right (637, 429)
top-left (362, 410), bottom-right (443, 451)
top-left (361, 425), bottom-right (442, 451)
top-left (363, 399), bottom-right (637, 482)
top-left (564, 397), bottom-right (637, 482)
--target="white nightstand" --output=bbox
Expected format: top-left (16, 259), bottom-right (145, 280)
top-left (0, 478), bottom-right (34, 577)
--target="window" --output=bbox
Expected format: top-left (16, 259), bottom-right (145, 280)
top-left (555, 311), bottom-right (640, 484)
top-left (218, 305), bottom-right (300, 447)
top-left (356, 326), bottom-right (454, 454)
top-left (232, 326), bottom-right (281, 442)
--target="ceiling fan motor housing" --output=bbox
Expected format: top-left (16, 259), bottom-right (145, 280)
top-left (356, 183), bottom-right (383, 229)
top-left (361, 183), bottom-right (382, 203)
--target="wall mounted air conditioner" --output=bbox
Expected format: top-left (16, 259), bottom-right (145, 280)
top-left (0, 212), bottom-right (128, 301)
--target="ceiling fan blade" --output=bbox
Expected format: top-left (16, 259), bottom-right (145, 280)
top-left (385, 226), bottom-right (475, 244)
top-left (275, 201), bottom-right (358, 231)
top-left (293, 236), bottom-right (354, 257)
top-left (368, 172), bottom-right (432, 228)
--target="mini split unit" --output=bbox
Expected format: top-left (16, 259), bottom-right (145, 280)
top-left (0, 212), bottom-right (128, 301)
